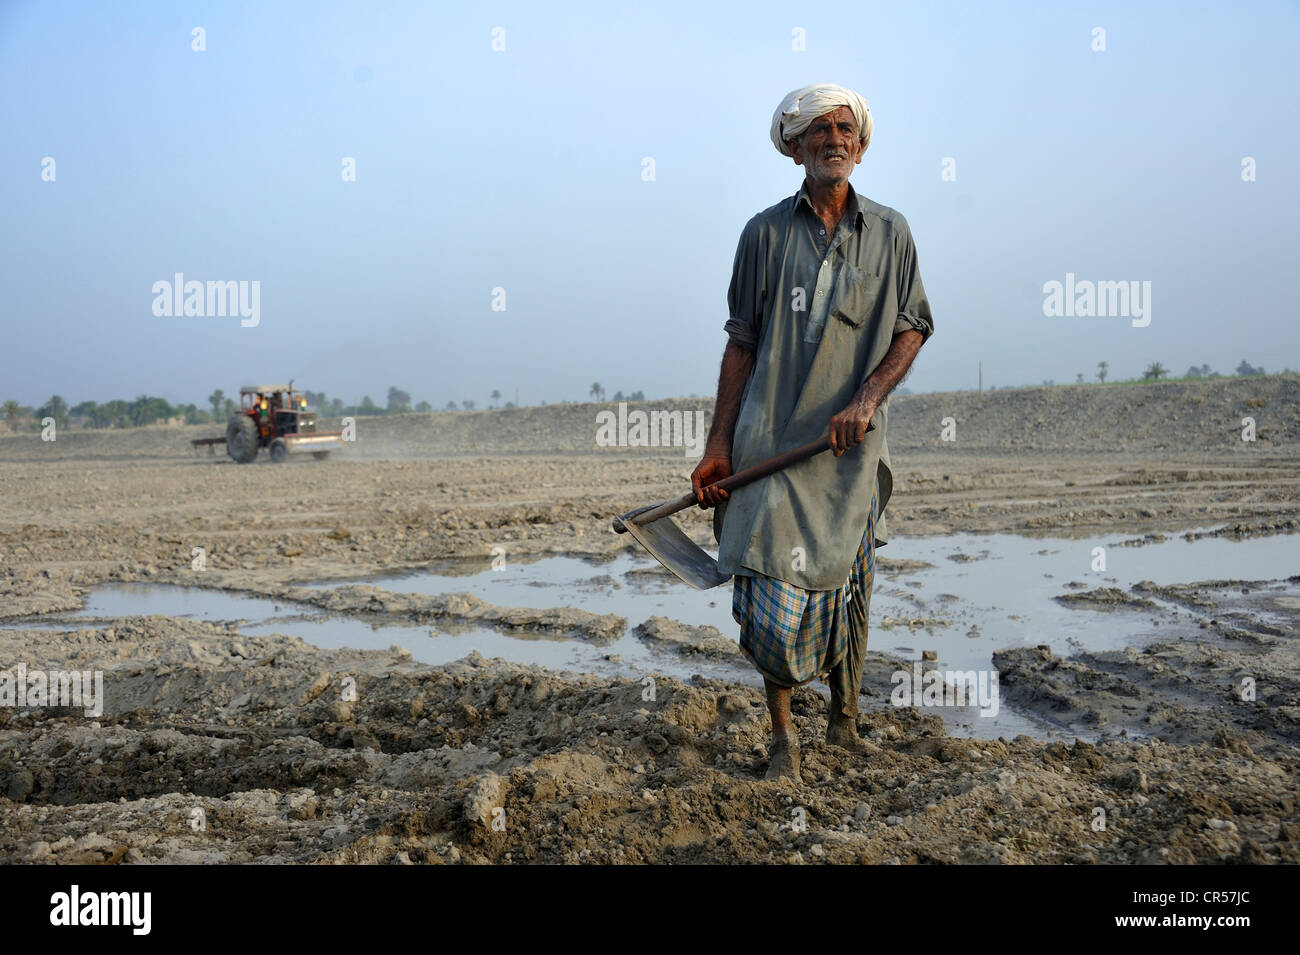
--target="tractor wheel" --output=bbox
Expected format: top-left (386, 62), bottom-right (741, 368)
top-left (269, 438), bottom-right (288, 463)
top-left (226, 415), bottom-right (259, 464)
top-left (312, 451), bottom-right (330, 461)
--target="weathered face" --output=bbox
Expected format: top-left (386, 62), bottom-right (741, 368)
top-left (788, 105), bottom-right (863, 186)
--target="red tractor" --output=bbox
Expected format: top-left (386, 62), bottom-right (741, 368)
top-left (222, 384), bottom-right (344, 464)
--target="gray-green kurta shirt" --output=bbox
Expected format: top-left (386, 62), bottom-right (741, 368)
top-left (714, 181), bottom-right (934, 590)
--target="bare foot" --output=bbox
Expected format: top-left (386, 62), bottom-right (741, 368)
top-left (826, 719), bottom-right (879, 755)
top-left (765, 736), bottom-right (801, 781)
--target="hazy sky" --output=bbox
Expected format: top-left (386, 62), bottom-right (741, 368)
top-left (2, 1), bottom-right (1297, 410)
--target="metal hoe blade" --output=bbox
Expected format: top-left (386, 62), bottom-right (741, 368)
top-left (617, 505), bottom-right (731, 590)
top-left (613, 436), bottom-right (836, 591)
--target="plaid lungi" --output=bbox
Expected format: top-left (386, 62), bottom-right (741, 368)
top-left (733, 477), bottom-right (878, 688)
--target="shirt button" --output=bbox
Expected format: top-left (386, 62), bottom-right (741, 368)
top-left (819, 228), bottom-right (826, 235)
top-left (822, 260), bottom-right (829, 267)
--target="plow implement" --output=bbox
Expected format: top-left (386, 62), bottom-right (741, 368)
top-left (190, 436), bottom-right (226, 456)
top-left (281, 431), bottom-right (345, 455)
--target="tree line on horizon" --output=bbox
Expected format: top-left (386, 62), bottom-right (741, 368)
top-left (4, 364), bottom-right (1291, 432)
top-left (0, 385), bottom-right (517, 431)
top-left (1036, 359), bottom-right (1285, 389)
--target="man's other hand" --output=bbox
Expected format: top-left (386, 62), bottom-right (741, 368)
top-left (828, 399), bottom-right (877, 457)
top-left (691, 453), bottom-right (733, 508)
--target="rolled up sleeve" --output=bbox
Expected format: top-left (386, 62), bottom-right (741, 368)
top-left (893, 219), bottom-right (934, 343)
top-left (724, 218), bottom-right (767, 350)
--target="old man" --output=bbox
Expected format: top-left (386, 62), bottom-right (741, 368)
top-left (692, 83), bottom-right (934, 780)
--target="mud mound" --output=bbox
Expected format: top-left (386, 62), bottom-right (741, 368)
top-left (3, 621), bottom-right (1295, 864)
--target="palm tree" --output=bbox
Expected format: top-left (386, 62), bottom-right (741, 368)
top-left (1096, 361), bottom-right (1108, 383)
top-left (1142, 362), bottom-right (1168, 381)
top-left (43, 395), bottom-right (69, 424)
top-left (589, 382), bottom-right (605, 401)
top-left (490, 389), bottom-right (501, 408)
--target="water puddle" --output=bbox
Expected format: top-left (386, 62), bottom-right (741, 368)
top-left (303, 527), bottom-right (1299, 674)
top-left (8, 527), bottom-right (1295, 742)
top-left (5, 583), bottom-right (669, 677)
top-left (864, 528), bottom-right (1298, 666)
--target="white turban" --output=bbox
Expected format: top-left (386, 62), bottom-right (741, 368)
top-left (770, 83), bottom-right (873, 158)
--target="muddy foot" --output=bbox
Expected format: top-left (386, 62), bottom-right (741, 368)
top-left (826, 720), bottom-right (880, 756)
top-left (765, 736), bottom-right (801, 781)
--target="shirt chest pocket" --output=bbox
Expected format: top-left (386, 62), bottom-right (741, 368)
top-left (831, 266), bottom-right (883, 329)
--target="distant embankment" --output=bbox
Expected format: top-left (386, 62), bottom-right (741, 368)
top-left (0, 376), bottom-right (1294, 463)
top-left (336, 375), bottom-right (1300, 456)
top-left (886, 375), bottom-right (1298, 453)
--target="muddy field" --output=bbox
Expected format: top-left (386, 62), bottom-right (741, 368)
top-left (1, 376), bottom-right (1297, 864)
